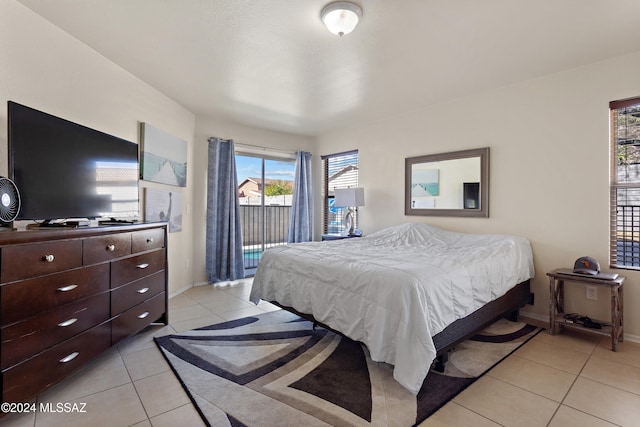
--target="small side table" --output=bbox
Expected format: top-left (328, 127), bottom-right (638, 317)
top-left (547, 269), bottom-right (624, 351)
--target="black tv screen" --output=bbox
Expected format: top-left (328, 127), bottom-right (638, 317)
top-left (8, 101), bottom-right (140, 221)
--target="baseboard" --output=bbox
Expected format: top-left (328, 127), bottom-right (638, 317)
top-left (519, 310), bottom-right (547, 324)
top-left (192, 281), bottom-right (210, 287)
top-left (170, 278), bottom-right (252, 298)
top-left (519, 309), bottom-right (640, 344)
top-left (168, 283), bottom-right (197, 299)
top-left (209, 278), bottom-right (253, 287)
top-left (626, 333), bottom-right (640, 344)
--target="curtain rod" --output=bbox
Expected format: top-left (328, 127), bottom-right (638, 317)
top-left (209, 136), bottom-right (296, 155)
top-left (235, 142), bottom-right (296, 156)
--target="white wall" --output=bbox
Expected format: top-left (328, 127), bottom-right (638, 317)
top-left (192, 116), bottom-right (314, 284)
top-left (0, 0), bottom-right (197, 295)
top-left (315, 51), bottom-right (640, 340)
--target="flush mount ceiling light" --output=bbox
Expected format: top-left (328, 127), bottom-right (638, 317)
top-left (321, 1), bottom-right (363, 37)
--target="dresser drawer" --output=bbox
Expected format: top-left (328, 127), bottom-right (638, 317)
top-left (1, 240), bottom-right (83, 283)
top-left (83, 232), bottom-right (131, 265)
top-left (111, 292), bottom-right (165, 344)
top-left (111, 249), bottom-right (165, 288)
top-left (132, 228), bottom-right (165, 253)
top-left (2, 322), bottom-right (111, 403)
top-left (111, 271), bottom-right (165, 316)
top-left (0, 263), bottom-right (110, 326)
top-left (1, 293), bottom-right (110, 370)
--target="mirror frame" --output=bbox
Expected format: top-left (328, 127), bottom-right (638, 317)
top-left (404, 147), bottom-right (489, 217)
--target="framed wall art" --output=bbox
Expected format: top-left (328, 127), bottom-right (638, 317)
top-left (140, 123), bottom-right (187, 187)
top-left (144, 187), bottom-right (183, 233)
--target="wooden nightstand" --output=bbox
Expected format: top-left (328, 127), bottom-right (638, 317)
top-left (547, 269), bottom-right (624, 351)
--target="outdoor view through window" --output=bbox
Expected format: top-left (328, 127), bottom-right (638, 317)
top-left (235, 154), bottom-right (296, 271)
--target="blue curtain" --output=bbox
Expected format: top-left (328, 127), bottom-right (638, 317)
top-left (205, 137), bottom-right (244, 282)
top-left (288, 151), bottom-right (313, 243)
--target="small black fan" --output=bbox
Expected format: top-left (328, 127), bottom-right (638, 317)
top-left (0, 177), bottom-right (20, 229)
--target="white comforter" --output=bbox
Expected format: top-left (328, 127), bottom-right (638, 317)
top-left (249, 222), bottom-right (534, 394)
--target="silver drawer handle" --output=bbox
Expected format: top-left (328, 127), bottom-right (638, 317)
top-left (147, 238), bottom-right (154, 243)
top-left (58, 318), bottom-right (78, 327)
top-left (43, 254), bottom-right (55, 263)
top-left (57, 284), bottom-right (78, 292)
top-left (137, 311), bottom-right (150, 319)
top-left (136, 263), bottom-right (149, 269)
top-left (106, 244), bottom-right (116, 252)
top-left (137, 287), bottom-right (149, 294)
top-left (59, 352), bottom-right (79, 363)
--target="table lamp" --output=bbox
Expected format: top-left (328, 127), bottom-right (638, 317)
top-left (334, 187), bottom-right (365, 236)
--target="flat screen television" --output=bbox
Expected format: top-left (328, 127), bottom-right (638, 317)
top-left (8, 101), bottom-right (140, 222)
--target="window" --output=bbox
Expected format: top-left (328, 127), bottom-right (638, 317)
top-left (321, 150), bottom-right (359, 234)
top-left (610, 96), bottom-right (640, 268)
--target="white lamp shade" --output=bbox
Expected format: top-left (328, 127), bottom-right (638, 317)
top-left (334, 187), bottom-right (365, 207)
top-left (321, 2), bottom-right (362, 36)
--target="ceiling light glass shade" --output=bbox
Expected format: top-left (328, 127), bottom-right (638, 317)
top-left (321, 1), bottom-right (363, 37)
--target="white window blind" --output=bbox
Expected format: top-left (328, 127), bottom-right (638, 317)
top-left (322, 150), bottom-right (359, 234)
top-left (610, 96), bottom-right (640, 268)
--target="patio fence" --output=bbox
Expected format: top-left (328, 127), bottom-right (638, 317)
top-left (240, 205), bottom-right (291, 269)
top-left (615, 204), bottom-right (640, 267)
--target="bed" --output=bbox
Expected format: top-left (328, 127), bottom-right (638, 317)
top-left (249, 222), bottom-right (534, 394)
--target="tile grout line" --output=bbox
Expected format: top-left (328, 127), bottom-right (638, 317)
top-left (547, 335), bottom-right (624, 427)
top-left (117, 344), bottom-right (154, 426)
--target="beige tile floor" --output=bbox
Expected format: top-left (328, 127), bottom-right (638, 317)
top-left (2, 280), bottom-right (639, 427)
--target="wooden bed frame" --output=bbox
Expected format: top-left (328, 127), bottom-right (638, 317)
top-left (271, 279), bottom-right (532, 372)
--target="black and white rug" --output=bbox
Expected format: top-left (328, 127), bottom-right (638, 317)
top-left (155, 310), bottom-right (540, 427)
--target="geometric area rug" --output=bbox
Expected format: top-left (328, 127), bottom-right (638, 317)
top-left (155, 310), bottom-right (541, 427)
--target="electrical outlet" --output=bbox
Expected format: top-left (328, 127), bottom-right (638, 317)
top-left (586, 285), bottom-right (597, 300)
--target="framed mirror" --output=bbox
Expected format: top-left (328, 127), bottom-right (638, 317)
top-left (405, 147), bottom-right (489, 217)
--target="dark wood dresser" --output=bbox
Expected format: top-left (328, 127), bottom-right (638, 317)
top-left (0, 223), bottom-right (168, 403)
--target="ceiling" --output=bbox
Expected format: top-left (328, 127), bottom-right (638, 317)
top-left (16, 0), bottom-right (640, 137)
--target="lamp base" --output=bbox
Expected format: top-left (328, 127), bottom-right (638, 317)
top-left (343, 208), bottom-right (355, 235)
